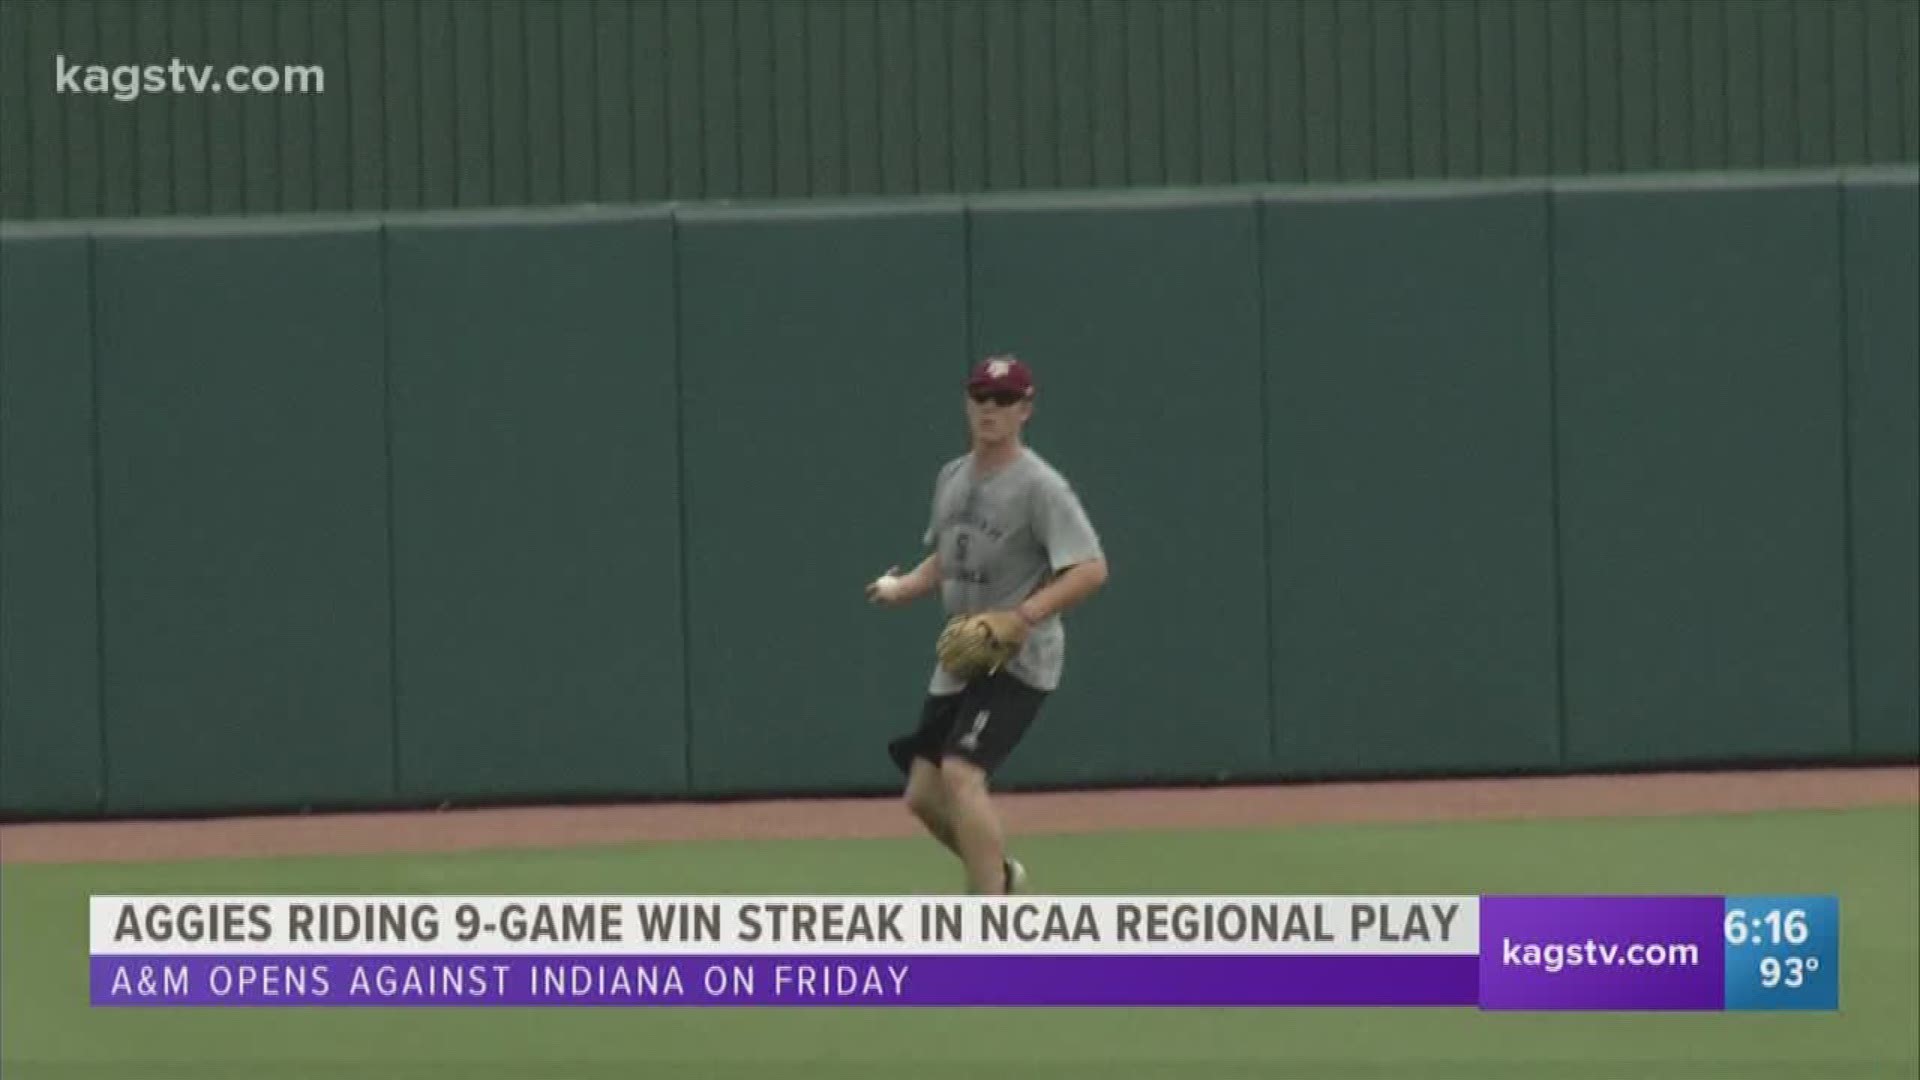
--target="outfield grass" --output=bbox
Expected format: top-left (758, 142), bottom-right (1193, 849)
top-left (4, 805), bottom-right (1916, 1079)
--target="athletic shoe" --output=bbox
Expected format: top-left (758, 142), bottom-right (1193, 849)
top-left (1003, 857), bottom-right (1028, 895)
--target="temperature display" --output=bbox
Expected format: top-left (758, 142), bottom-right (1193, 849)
top-left (1757, 955), bottom-right (1819, 989)
top-left (1723, 896), bottom-right (1838, 1011)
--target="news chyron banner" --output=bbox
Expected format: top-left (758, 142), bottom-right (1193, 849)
top-left (90, 895), bottom-right (1838, 1011)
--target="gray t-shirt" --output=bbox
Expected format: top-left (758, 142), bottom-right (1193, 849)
top-left (922, 447), bottom-right (1104, 694)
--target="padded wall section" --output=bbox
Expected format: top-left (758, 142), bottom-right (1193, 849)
top-left (92, 223), bottom-right (395, 812)
top-left (385, 211), bottom-right (688, 801)
top-left (1844, 175), bottom-right (1920, 757)
top-left (1264, 187), bottom-right (1561, 777)
top-left (1553, 180), bottom-right (1852, 767)
top-left (0, 233), bottom-right (104, 814)
top-left (968, 196), bottom-right (1272, 786)
top-left (678, 205), bottom-right (967, 794)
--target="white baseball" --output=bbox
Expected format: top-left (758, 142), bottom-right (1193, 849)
top-left (874, 573), bottom-right (901, 600)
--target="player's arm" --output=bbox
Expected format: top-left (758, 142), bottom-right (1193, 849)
top-left (866, 552), bottom-right (941, 607)
top-left (1015, 557), bottom-right (1108, 625)
top-left (1017, 474), bottom-right (1109, 624)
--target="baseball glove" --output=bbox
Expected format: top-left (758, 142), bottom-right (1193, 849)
top-left (936, 611), bottom-right (1030, 680)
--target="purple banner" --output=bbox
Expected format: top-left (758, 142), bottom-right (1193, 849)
top-left (1478, 896), bottom-right (1725, 1010)
top-left (92, 954), bottom-right (1475, 1008)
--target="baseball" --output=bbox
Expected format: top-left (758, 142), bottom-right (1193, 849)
top-left (867, 567), bottom-right (905, 604)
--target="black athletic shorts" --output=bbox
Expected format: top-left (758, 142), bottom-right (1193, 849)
top-left (886, 671), bottom-right (1048, 777)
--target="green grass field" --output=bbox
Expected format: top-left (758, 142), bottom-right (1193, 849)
top-left (4, 805), bottom-right (1916, 1079)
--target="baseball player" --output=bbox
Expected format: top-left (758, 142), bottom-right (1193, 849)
top-left (864, 355), bottom-right (1109, 894)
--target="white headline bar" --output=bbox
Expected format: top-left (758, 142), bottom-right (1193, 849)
top-left (91, 896), bottom-right (1478, 956)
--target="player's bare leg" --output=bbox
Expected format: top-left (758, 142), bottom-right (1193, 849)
top-left (938, 757), bottom-right (1011, 894)
top-left (903, 758), bottom-right (962, 858)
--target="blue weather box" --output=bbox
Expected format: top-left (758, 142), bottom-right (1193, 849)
top-left (1723, 896), bottom-right (1839, 1011)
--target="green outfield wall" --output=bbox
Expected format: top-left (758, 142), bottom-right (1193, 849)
top-left (1, 169), bottom-right (1914, 817)
top-left (4, 0), bottom-right (1917, 222)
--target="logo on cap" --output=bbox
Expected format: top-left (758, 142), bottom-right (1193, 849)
top-left (986, 359), bottom-right (1014, 379)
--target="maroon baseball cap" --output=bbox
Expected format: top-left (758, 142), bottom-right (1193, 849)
top-left (967, 354), bottom-right (1035, 398)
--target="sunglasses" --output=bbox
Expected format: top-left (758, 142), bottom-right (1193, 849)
top-left (969, 389), bottom-right (1028, 407)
